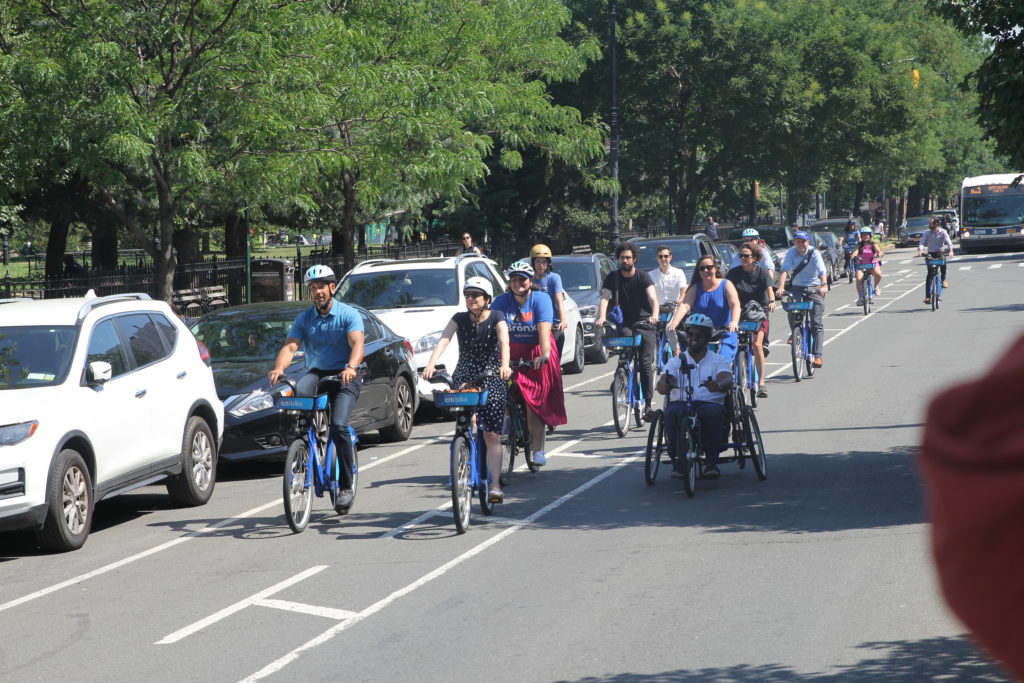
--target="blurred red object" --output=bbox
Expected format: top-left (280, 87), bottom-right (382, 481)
top-left (919, 332), bottom-right (1024, 680)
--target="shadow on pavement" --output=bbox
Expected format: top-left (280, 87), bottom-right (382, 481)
top-left (554, 635), bottom-right (1008, 682)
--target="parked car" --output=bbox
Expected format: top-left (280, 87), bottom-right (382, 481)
top-left (551, 252), bottom-right (616, 363)
top-left (0, 292), bottom-right (224, 551)
top-left (811, 231), bottom-right (842, 287)
top-left (715, 241), bottom-right (740, 271)
top-left (897, 216), bottom-right (932, 248)
top-left (290, 235), bottom-right (311, 246)
top-left (335, 253), bottom-right (585, 406)
top-left (633, 234), bottom-right (722, 282)
top-left (932, 209), bottom-right (959, 240)
top-left (190, 301), bottom-right (418, 462)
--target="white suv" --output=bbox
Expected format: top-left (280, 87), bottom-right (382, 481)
top-left (0, 292), bottom-right (224, 551)
top-left (335, 254), bottom-right (585, 405)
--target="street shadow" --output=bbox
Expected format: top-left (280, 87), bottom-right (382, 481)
top-left (552, 636), bottom-right (1008, 681)
top-left (958, 303), bottom-right (1024, 314)
top-left (761, 423), bottom-right (923, 435)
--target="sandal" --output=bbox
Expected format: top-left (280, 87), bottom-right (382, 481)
top-left (757, 385), bottom-right (768, 398)
top-left (489, 490), bottom-right (504, 504)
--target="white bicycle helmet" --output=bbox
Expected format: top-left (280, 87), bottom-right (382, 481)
top-left (741, 228), bottom-right (760, 238)
top-left (462, 276), bottom-right (494, 299)
top-left (504, 259), bottom-right (534, 279)
top-left (683, 312), bottom-right (715, 332)
top-left (303, 264), bottom-right (336, 285)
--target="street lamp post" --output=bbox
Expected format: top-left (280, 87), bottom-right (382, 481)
top-left (608, 0), bottom-right (620, 247)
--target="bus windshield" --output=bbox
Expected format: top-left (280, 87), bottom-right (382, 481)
top-left (963, 193), bottom-right (1024, 227)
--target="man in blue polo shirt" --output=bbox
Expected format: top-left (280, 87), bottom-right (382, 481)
top-left (269, 264), bottom-right (365, 511)
top-left (776, 230), bottom-right (828, 368)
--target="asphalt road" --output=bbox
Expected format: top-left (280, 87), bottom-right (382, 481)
top-left (2, 246), bottom-right (1021, 682)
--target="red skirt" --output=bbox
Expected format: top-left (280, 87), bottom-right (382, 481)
top-left (510, 338), bottom-right (567, 426)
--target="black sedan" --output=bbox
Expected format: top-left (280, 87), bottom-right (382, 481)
top-left (191, 301), bottom-right (419, 462)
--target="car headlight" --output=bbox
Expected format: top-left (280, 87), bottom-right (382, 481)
top-left (578, 305), bottom-right (597, 318)
top-left (414, 330), bottom-right (444, 354)
top-left (0, 421), bottom-right (39, 446)
top-left (229, 386), bottom-right (292, 418)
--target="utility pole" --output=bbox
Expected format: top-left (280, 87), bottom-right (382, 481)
top-left (608, 0), bottom-right (620, 247)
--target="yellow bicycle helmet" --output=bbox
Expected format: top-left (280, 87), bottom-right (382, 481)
top-left (529, 244), bottom-right (553, 259)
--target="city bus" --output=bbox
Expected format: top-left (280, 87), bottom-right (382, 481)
top-left (960, 173), bottom-right (1024, 253)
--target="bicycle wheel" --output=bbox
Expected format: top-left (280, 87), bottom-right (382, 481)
top-left (804, 327), bottom-right (815, 378)
top-left (680, 420), bottom-right (697, 498)
top-left (282, 440), bottom-right (313, 534)
top-left (861, 280), bottom-right (869, 315)
top-left (736, 348), bottom-right (754, 409)
top-left (611, 367), bottom-right (631, 437)
top-left (731, 388), bottom-right (747, 464)
top-left (519, 398), bottom-right (539, 473)
top-left (790, 325), bottom-right (804, 382)
top-left (644, 411), bottom-right (664, 485)
top-left (744, 406), bottom-right (767, 481)
top-left (499, 425), bottom-right (515, 487)
top-left (632, 369), bottom-right (645, 428)
top-left (451, 435), bottom-right (472, 533)
top-left (932, 274), bottom-right (940, 311)
top-left (477, 442), bottom-right (495, 517)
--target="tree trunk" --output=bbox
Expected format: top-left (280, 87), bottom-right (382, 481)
top-left (339, 171), bottom-right (358, 274)
top-left (748, 181), bottom-right (758, 226)
top-left (854, 181), bottom-right (865, 219)
top-left (44, 216), bottom-right (72, 298)
top-left (907, 184), bottom-right (924, 217)
top-left (174, 225), bottom-right (201, 263)
top-left (224, 211), bottom-right (245, 259)
top-left (91, 220), bottom-right (118, 271)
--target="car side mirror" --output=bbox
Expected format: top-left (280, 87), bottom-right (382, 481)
top-left (87, 360), bottom-right (112, 385)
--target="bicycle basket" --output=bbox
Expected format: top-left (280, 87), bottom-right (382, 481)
top-left (856, 263), bottom-right (876, 271)
top-left (276, 394), bottom-right (329, 411)
top-left (603, 335), bottom-right (642, 348)
top-left (433, 389), bottom-right (489, 407)
top-left (738, 320), bottom-right (761, 332)
top-left (782, 300), bottom-right (814, 311)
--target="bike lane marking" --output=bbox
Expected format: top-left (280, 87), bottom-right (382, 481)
top-left (236, 447), bottom-right (641, 683)
top-left (0, 372), bottom-right (614, 614)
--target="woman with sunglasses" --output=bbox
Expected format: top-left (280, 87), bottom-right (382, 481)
top-left (726, 242), bottom-right (776, 397)
top-left (492, 261), bottom-right (567, 466)
top-left (423, 277), bottom-right (512, 502)
top-left (454, 232), bottom-right (483, 256)
top-left (667, 255), bottom-right (742, 361)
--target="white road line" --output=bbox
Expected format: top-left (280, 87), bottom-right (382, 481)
top-left (157, 565), bottom-right (329, 644)
top-left (959, 266), bottom-right (971, 270)
top-left (988, 263), bottom-right (1003, 269)
top-left (254, 599), bottom-right (358, 621)
top-left (563, 370), bottom-right (614, 392)
top-left (238, 451), bottom-right (640, 683)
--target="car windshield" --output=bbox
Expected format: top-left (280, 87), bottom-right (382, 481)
top-left (0, 326), bottom-right (78, 389)
top-left (755, 227), bottom-right (790, 250)
top-left (554, 262), bottom-right (598, 291)
top-left (192, 311), bottom-right (300, 363)
top-left (963, 194), bottom-right (1024, 227)
top-left (906, 218), bottom-right (931, 229)
top-left (636, 241), bottom-right (701, 272)
top-left (336, 270), bottom-right (458, 308)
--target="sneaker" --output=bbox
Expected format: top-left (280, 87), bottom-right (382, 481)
top-left (334, 489), bottom-right (354, 511)
top-left (923, 296), bottom-right (931, 304)
top-left (704, 464), bottom-right (721, 479)
top-left (812, 357), bottom-right (823, 368)
top-left (488, 490), bottom-right (504, 504)
top-left (942, 280), bottom-right (949, 288)
top-left (546, 424), bottom-right (555, 435)
top-left (533, 451), bottom-right (547, 466)
top-left (757, 385), bottom-right (768, 398)
top-left (762, 343), bottom-right (770, 358)
top-left (855, 298), bottom-right (864, 306)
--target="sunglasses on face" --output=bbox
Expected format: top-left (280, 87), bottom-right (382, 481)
top-left (698, 264), bottom-right (716, 272)
top-left (462, 236), bottom-right (472, 240)
top-left (657, 254), bottom-right (671, 259)
top-left (739, 253), bottom-right (753, 259)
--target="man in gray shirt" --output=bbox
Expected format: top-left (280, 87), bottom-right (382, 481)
top-left (918, 217), bottom-right (954, 304)
top-left (776, 230), bottom-right (828, 368)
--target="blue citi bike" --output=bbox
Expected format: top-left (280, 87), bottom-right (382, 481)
top-left (781, 292), bottom-right (816, 382)
top-left (856, 261), bottom-right (877, 315)
top-left (276, 376), bottom-right (359, 534)
top-left (735, 319), bottom-right (762, 408)
top-left (605, 321), bottom-right (654, 436)
top-left (923, 253), bottom-right (945, 311)
top-left (644, 350), bottom-right (766, 494)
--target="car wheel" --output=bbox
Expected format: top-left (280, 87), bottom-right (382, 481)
top-left (167, 416), bottom-right (217, 507)
top-left (37, 449), bottom-right (93, 552)
top-left (380, 376), bottom-right (415, 442)
top-left (563, 326), bottom-right (585, 374)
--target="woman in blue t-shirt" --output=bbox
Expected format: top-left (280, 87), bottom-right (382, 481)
top-left (492, 262), bottom-right (567, 466)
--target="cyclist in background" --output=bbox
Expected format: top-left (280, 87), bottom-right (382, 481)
top-left (726, 242), bottom-right (776, 398)
top-left (596, 242), bottom-right (660, 416)
top-left (841, 220), bottom-right (860, 278)
top-left (668, 254), bottom-right (741, 361)
top-left (730, 228), bottom-right (775, 278)
top-left (492, 261), bottom-right (566, 466)
top-left (776, 230), bottom-right (827, 369)
top-left (854, 227), bottom-right (884, 306)
top-left (656, 314), bottom-right (732, 480)
top-left (269, 265), bottom-right (365, 510)
top-left (650, 244), bottom-right (687, 354)
top-left (919, 217), bottom-right (954, 305)
top-left (422, 277), bottom-right (512, 503)
top-left (529, 244), bottom-right (568, 355)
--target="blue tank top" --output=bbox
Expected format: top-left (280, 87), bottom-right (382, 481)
top-left (694, 281), bottom-right (731, 328)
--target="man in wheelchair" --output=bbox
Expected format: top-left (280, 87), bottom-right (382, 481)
top-left (655, 314), bottom-right (733, 479)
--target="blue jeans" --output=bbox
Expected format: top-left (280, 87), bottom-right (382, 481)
top-left (664, 399), bottom-right (725, 468)
top-left (297, 370), bottom-right (360, 489)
